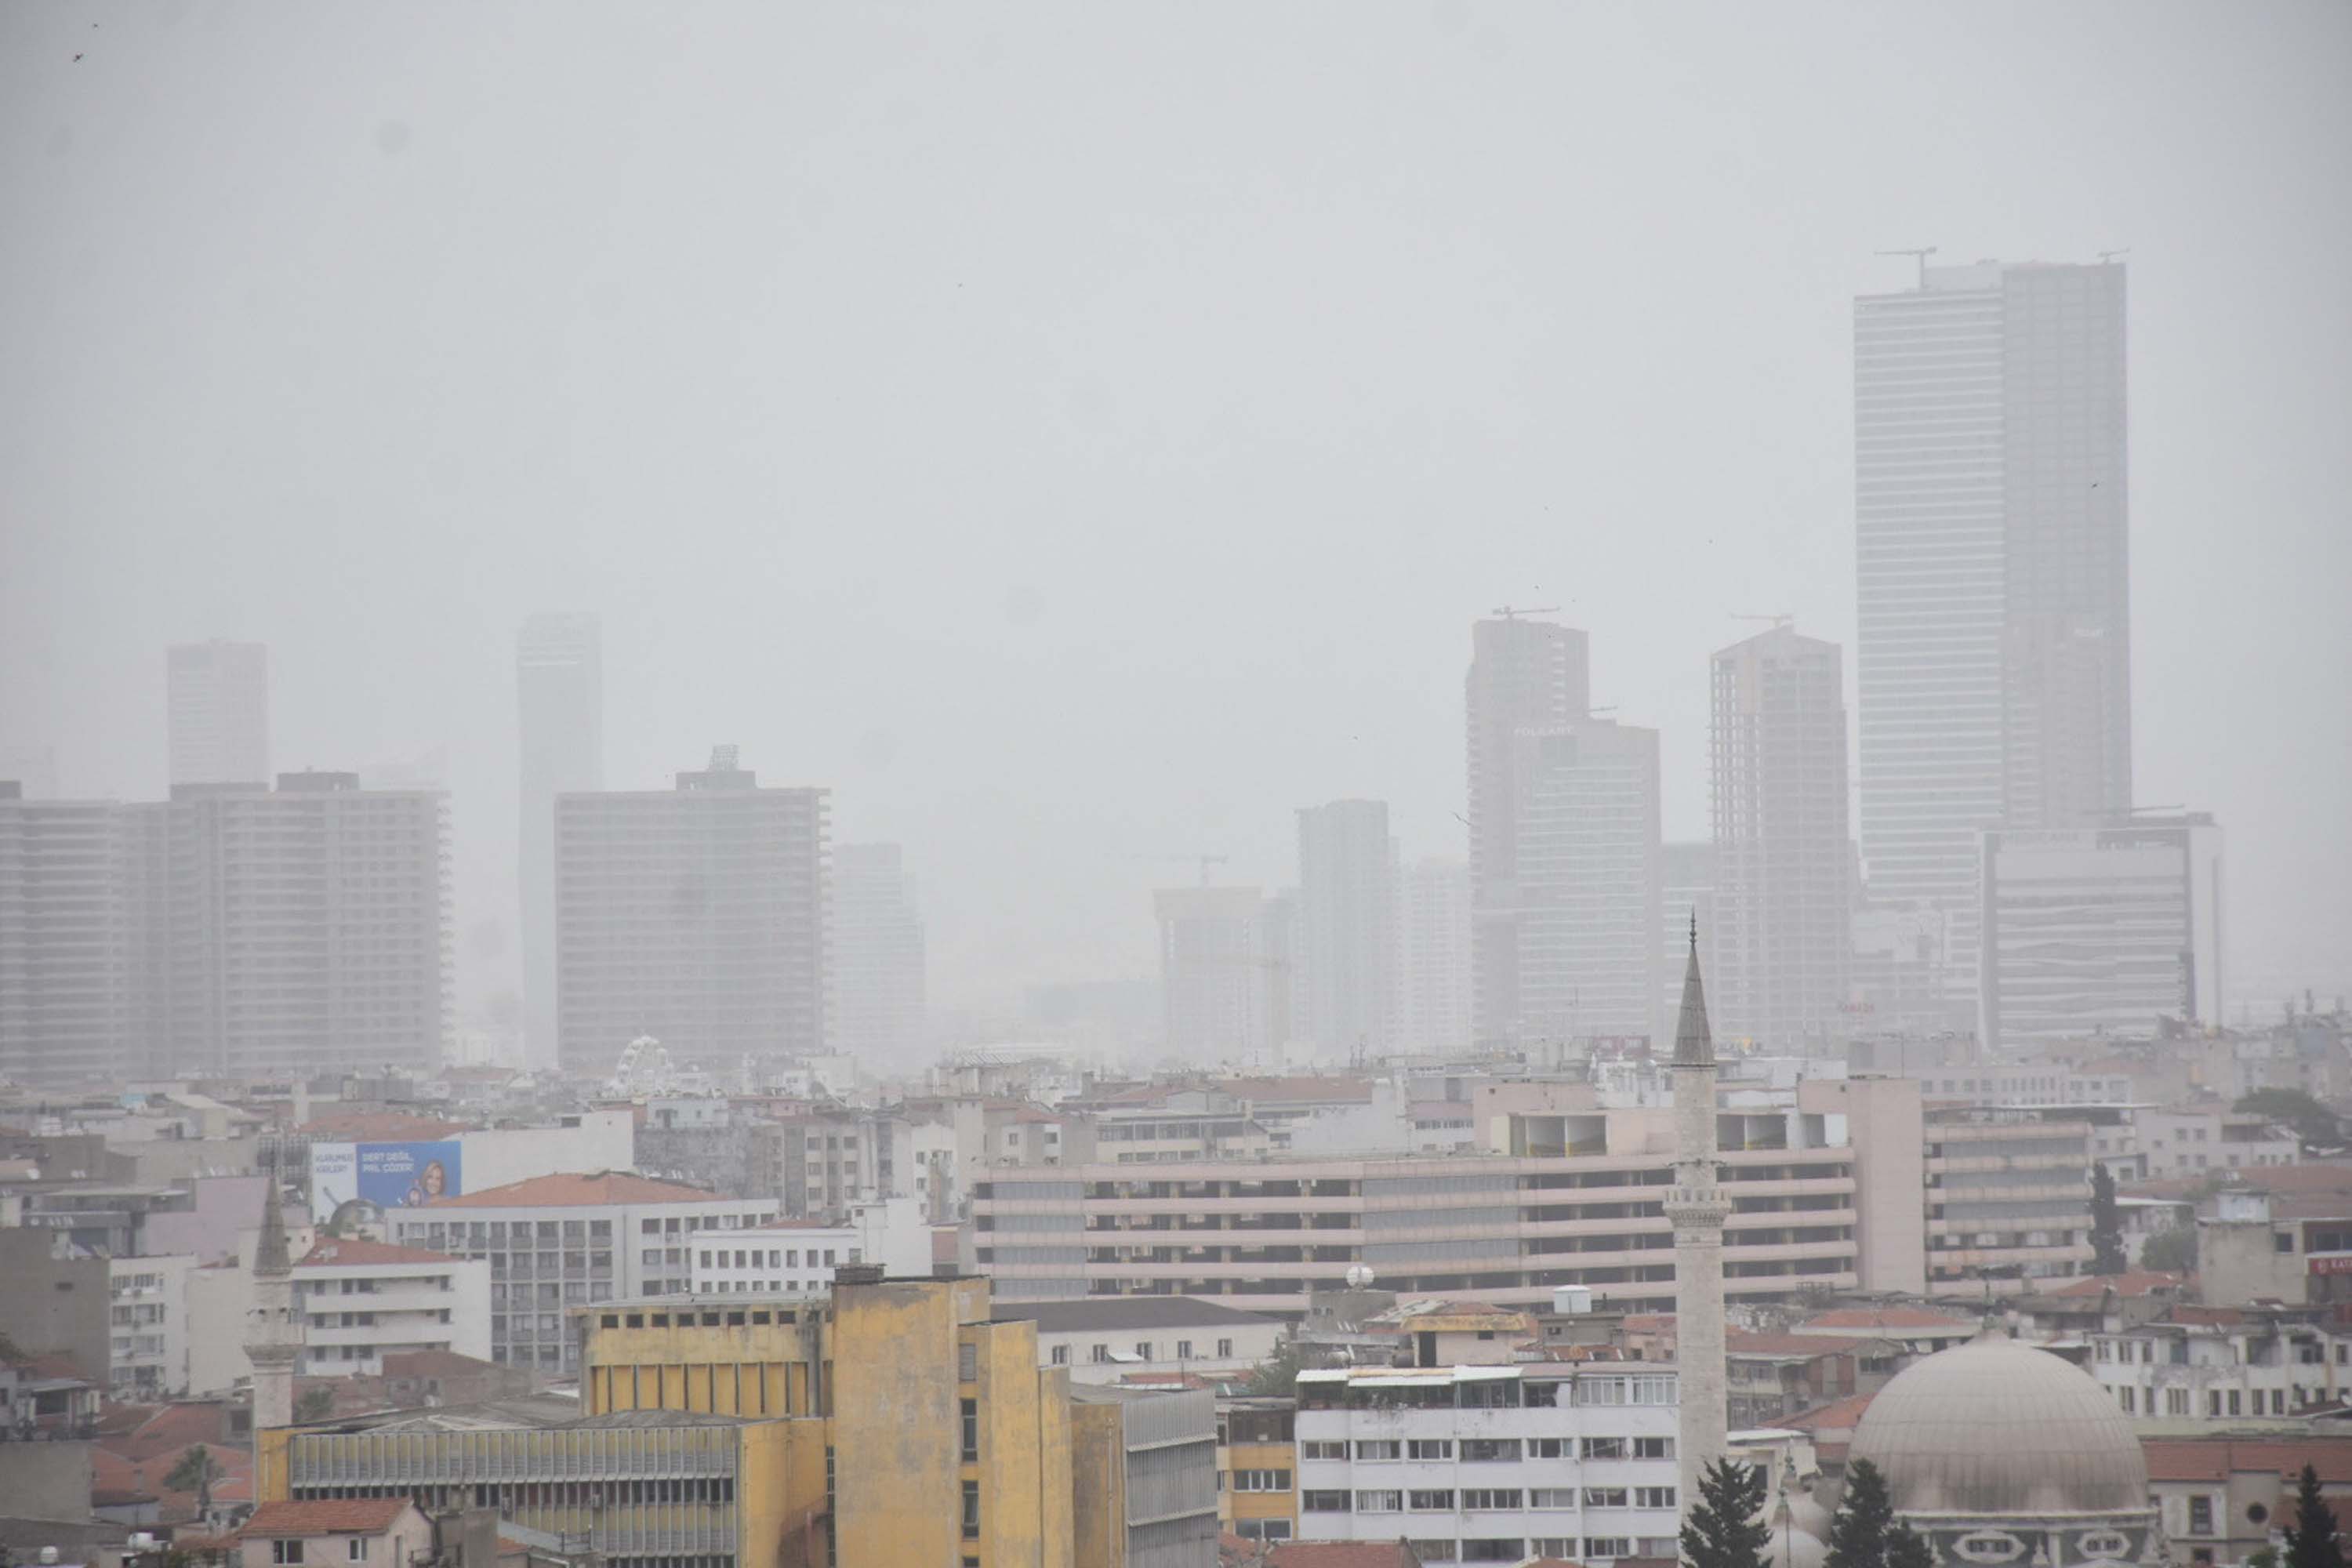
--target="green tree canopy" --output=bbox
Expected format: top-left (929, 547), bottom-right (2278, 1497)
top-left (1827, 1459), bottom-right (1896, 1568)
top-left (1885, 1523), bottom-right (1935, 1568)
top-left (2142, 1221), bottom-right (2198, 1274)
top-left (2286, 1462), bottom-right (2346, 1568)
top-left (295, 1385), bottom-right (336, 1423)
top-left (2089, 1162), bottom-right (2129, 1276)
top-left (1244, 1340), bottom-right (1301, 1398)
top-left (2235, 1089), bottom-right (2343, 1152)
top-left (1683, 1457), bottom-right (1771, 1568)
top-left (164, 1443), bottom-right (226, 1519)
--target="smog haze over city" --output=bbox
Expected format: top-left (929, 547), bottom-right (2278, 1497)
top-left (2, 0), bottom-right (2348, 1036)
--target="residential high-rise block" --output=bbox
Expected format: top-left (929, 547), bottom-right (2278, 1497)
top-left (1514, 717), bottom-right (1662, 1044)
top-left (1155, 885), bottom-right (1279, 1066)
top-left (1661, 840), bottom-right (1715, 1033)
top-left (1979, 814), bottom-right (2223, 1050)
top-left (1465, 615), bottom-right (1590, 1044)
top-left (166, 640), bottom-right (270, 788)
top-left (833, 840), bottom-right (926, 1067)
top-left (1294, 800), bottom-right (1394, 1057)
top-left (1855, 260), bottom-right (2130, 993)
top-left (1395, 856), bottom-right (1472, 1052)
top-left (0, 785), bottom-right (131, 1086)
top-left (516, 612), bottom-right (603, 1068)
top-left (555, 746), bottom-right (828, 1070)
top-left (1710, 626), bottom-right (1851, 1048)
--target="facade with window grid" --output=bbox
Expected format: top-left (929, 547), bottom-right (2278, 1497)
top-left (1294, 1363), bottom-right (1679, 1565)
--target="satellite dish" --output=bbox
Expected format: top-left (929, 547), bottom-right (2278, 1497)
top-left (1345, 1264), bottom-right (1375, 1290)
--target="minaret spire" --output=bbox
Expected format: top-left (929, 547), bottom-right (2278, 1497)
top-left (1664, 921), bottom-right (1730, 1508)
top-left (245, 1171), bottom-right (303, 1475)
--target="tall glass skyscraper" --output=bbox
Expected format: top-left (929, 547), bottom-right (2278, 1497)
top-left (1854, 259), bottom-right (2130, 996)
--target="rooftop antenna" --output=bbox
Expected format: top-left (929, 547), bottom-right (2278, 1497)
top-left (2098, 249), bottom-right (2130, 264)
top-left (1875, 245), bottom-right (1938, 289)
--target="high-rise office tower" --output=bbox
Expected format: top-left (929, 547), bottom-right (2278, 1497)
top-left (0, 785), bottom-right (132, 1087)
top-left (1465, 615), bottom-right (1590, 1044)
top-left (517, 613), bottom-right (604, 1068)
top-left (1855, 259), bottom-right (2130, 993)
top-left (1979, 813), bottom-right (2222, 1050)
top-left (1295, 800), bottom-right (1395, 1057)
top-left (1154, 885), bottom-right (1277, 1065)
top-left (166, 641), bottom-right (270, 787)
top-left (1710, 626), bottom-right (1852, 1048)
top-left (1395, 857), bottom-right (1472, 1053)
top-left (833, 842), bottom-right (926, 1067)
top-left (1660, 840), bottom-right (1715, 1033)
top-left (555, 746), bottom-right (828, 1070)
top-left (1513, 717), bottom-right (1662, 1044)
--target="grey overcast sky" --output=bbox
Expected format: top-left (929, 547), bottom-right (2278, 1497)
top-left (2, 1), bottom-right (2347, 1025)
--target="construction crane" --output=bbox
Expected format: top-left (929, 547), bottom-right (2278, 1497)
top-left (1489, 604), bottom-right (1561, 620)
top-left (1133, 853), bottom-right (1231, 887)
top-left (1875, 245), bottom-right (1938, 288)
top-left (1728, 612), bottom-right (1795, 630)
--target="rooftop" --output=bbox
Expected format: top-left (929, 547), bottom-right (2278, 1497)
top-left (2143, 1437), bottom-right (2352, 1485)
top-left (241, 1500), bottom-right (416, 1538)
top-left (991, 1298), bottom-right (1278, 1334)
top-left (431, 1171), bottom-right (723, 1208)
top-left (1798, 1307), bottom-right (1976, 1334)
top-left (298, 1238), bottom-right (454, 1269)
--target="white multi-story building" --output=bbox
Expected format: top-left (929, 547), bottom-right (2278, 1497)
top-left (108, 1254), bottom-right (195, 1396)
top-left (833, 841), bottom-right (926, 1066)
top-left (1979, 815), bottom-right (2225, 1049)
top-left (688, 1196), bottom-right (933, 1294)
top-left (1296, 800), bottom-right (1396, 1058)
top-left (2087, 1316), bottom-right (2352, 1423)
top-left (2091, 1106), bottom-right (2299, 1182)
top-left (387, 1172), bottom-right (778, 1372)
top-left (515, 612), bottom-right (604, 1072)
top-left (167, 639), bottom-right (270, 788)
top-left (1396, 858), bottom-right (1472, 1054)
top-left (1513, 718), bottom-right (1662, 1045)
top-left (554, 746), bottom-right (829, 1071)
top-left (1854, 259), bottom-right (2132, 1000)
top-left (1710, 626), bottom-right (1850, 1050)
top-left (1156, 886), bottom-right (1283, 1065)
top-left (0, 791), bottom-right (134, 1087)
top-left (1294, 1362), bottom-right (1682, 1566)
top-left (988, 1297), bottom-right (1283, 1386)
top-left (293, 1236), bottom-right (491, 1376)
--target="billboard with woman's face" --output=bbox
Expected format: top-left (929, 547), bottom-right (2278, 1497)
top-left (310, 1140), bottom-right (463, 1212)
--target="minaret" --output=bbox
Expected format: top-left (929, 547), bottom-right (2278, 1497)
top-left (245, 1174), bottom-right (303, 1454)
top-left (1664, 919), bottom-right (1730, 1506)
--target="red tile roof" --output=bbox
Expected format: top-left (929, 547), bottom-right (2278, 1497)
top-left (430, 1171), bottom-right (718, 1207)
top-left (1729, 1332), bottom-right (1884, 1357)
top-left (1798, 1307), bottom-right (1976, 1333)
top-left (2143, 1438), bottom-right (2352, 1486)
top-left (1780, 1392), bottom-right (1878, 1432)
top-left (297, 1237), bottom-right (452, 1268)
top-left (1265, 1544), bottom-right (1423, 1568)
top-left (2049, 1271), bottom-right (2189, 1298)
top-left (242, 1500), bottom-right (417, 1537)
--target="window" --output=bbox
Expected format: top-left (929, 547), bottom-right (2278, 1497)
top-left (1356, 1490), bottom-right (1404, 1513)
top-left (1462, 1438), bottom-right (1521, 1462)
top-left (273, 1545), bottom-right (305, 1566)
top-left (2118, 1387), bottom-right (2136, 1414)
top-left (1050, 1345), bottom-right (1069, 1366)
top-left (1408, 1439), bottom-right (1455, 1461)
top-left (1586, 1537), bottom-right (1634, 1559)
top-left (1581, 1436), bottom-right (1627, 1460)
top-left (1233, 1470), bottom-right (1292, 1492)
top-left (1134, 1341), bottom-right (1154, 1361)
top-left (1632, 1436), bottom-right (1674, 1460)
top-left (1176, 1340), bottom-right (1193, 1359)
top-left (1635, 1487), bottom-right (1677, 1509)
top-left (1218, 1338), bottom-right (1234, 1357)
top-left (2166, 1388), bottom-right (2190, 1416)
top-left (1464, 1490), bottom-right (1523, 1511)
top-left (347, 1542), bottom-right (368, 1563)
top-left (2189, 1496), bottom-right (2214, 1535)
top-left (1410, 1543), bottom-right (1461, 1565)
top-left (960, 1399), bottom-right (978, 1461)
top-left (1091, 1345), bottom-right (1112, 1364)
top-left (959, 1342), bottom-right (978, 1381)
top-left (1356, 1439), bottom-right (1403, 1461)
top-left (1530, 1488), bottom-right (1577, 1508)
top-left (1584, 1488), bottom-right (1629, 1508)
top-left (962, 1480), bottom-right (980, 1538)
top-left (1410, 1490), bottom-right (1457, 1511)
top-left (1302, 1440), bottom-right (1348, 1461)
top-left (1303, 1491), bottom-right (1352, 1513)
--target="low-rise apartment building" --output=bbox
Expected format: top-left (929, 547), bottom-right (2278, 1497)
top-left (1923, 1109), bottom-right (2094, 1294)
top-left (108, 1254), bottom-right (195, 1397)
top-left (2143, 1436), bottom-right (2352, 1567)
top-left (386, 1172), bottom-right (778, 1372)
top-left (2086, 1312), bottom-right (2352, 1421)
top-left (1218, 1396), bottom-right (1298, 1549)
top-left (2092, 1107), bottom-right (2299, 1183)
top-left (989, 1297), bottom-right (1285, 1385)
top-left (685, 1197), bottom-right (932, 1295)
top-left (1293, 1362), bottom-right (1682, 1566)
top-left (236, 1499), bottom-right (434, 1568)
top-left (294, 1238), bottom-right (490, 1376)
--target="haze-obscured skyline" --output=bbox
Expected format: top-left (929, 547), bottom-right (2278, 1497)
top-left (3, 2), bottom-right (2347, 1022)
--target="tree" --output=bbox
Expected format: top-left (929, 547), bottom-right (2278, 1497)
top-left (1244, 1340), bottom-right (1301, 1398)
top-left (1885, 1523), bottom-right (1935, 1568)
top-left (2089, 1163), bottom-right (2129, 1276)
top-left (294, 1385), bottom-right (336, 1423)
top-left (2235, 1089), bottom-right (2342, 1152)
top-left (2285, 1462), bottom-right (2346, 1568)
top-left (1826, 1459), bottom-right (1896, 1568)
top-left (1682, 1456), bottom-right (1771, 1568)
top-left (164, 1444), bottom-right (227, 1521)
top-left (2143, 1222), bottom-right (2198, 1275)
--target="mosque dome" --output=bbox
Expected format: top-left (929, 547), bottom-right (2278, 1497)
top-left (1765, 1503), bottom-right (1828, 1568)
top-left (1785, 1487), bottom-right (1834, 1541)
top-left (1849, 1329), bottom-right (2148, 1516)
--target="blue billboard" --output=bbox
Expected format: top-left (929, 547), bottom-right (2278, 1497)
top-left (312, 1140), bottom-right (463, 1214)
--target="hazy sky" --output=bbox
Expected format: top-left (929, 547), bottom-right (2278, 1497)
top-left (3, 2), bottom-right (2347, 1025)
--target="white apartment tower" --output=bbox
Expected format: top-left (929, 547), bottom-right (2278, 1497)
top-left (833, 841), bottom-right (927, 1067)
top-left (1396, 857), bottom-right (1472, 1053)
top-left (516, 612), bottom-right (604, 1069)
top-left (1513, 718), bottom-right (1663, 1045)
top-left (1664, 927), bottom-right (1729, 1505)
top-left (1156, 885), bottom-right (1279, 1066)
top-left (1296, 800), bottom-right (1395, 1058)
top-left (167, 640), bottom-right (270, 788)
top-left (1709, 626), bottom-right (1851, 1048)
top-left (555, 746), bottom-right (829, 1069)
top-left (1466, 615), bottom-right (1590, 1045)
top-left (1855, 260), bottom-right (2130, 994)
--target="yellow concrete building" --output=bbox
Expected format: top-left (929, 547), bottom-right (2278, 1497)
top-left (1214, 1397), bottom-right (1298, 1550)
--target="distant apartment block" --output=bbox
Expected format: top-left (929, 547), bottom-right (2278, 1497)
top-left (1923, 1108), bottom-right (2095, 1295)
top-left (516, 612), bottom-right (604, 1069)
top-left (295, 1236), bottom-right (491, 1376)
top-left (1514, 718), bottom-right (1662, 1044)
top-left (833, 841), bottom-right (926, 1065)
top-left (1156, 885), bottom-right (1285, 1065)
top-left (0, 789), bottom-right (132, 1086)
top-left (1979, 815), bottom-right (2223, 1049)
top-left (1711, 626), bottom-right (1850, 1048)
top-left (1660, 842), bottom-right (1715, 1035)
top-left (1297, 800), bottom-right (1396, 1057)
top-left (1396, 858), bottom-right (1472, 1053)
top-left (167, 639), bottom-right (270, 787)
top-left (555, 746), bottom-right (829, 1070)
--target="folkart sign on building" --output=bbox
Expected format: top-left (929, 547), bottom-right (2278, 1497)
top-left (310, 1139), bottom-right (463, 1222)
